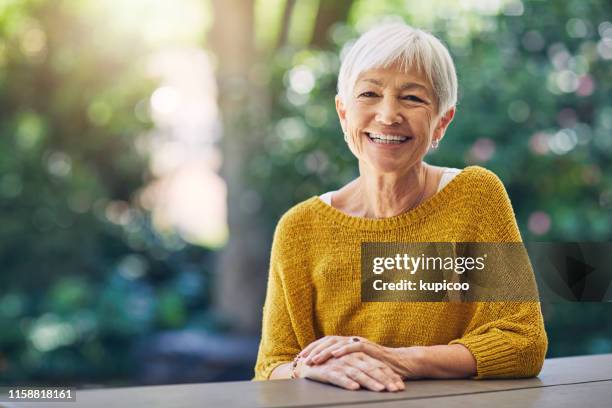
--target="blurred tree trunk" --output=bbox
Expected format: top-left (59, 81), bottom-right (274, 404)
top-left (210, 0), bottom-right (270, 334)
top-left (210, 0), bottom-right (354, 334)
top-left (279, 0), bottom-right (297, 47)
top-left (311, 0), bottom-right (353, 47)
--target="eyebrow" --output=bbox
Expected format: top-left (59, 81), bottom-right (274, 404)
top-left (360, 78), bottom-right (429, 92)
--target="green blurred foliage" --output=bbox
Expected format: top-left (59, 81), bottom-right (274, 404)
top-left (0, 0), bottom-right (214, 385)
top-left (0, 0), bottom-right (610, 385)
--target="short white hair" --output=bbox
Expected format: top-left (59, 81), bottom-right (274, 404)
top-left (337, 23), bottom-right (458, 115)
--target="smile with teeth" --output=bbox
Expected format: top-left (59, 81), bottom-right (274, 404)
top-left (366, 132), bottom-right (412, 144)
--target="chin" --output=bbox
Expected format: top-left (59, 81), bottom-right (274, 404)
top-left (362, 159), bottom-right (412, 174)
top-left (361, 152), bottom-right (421, 174)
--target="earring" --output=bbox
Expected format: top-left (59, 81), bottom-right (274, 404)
top-left (343, 131), bottom-right (349, 143)
top-left (431, 139), bottom-right (439, 149)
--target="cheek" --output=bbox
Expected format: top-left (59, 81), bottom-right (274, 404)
top-left (346, 106), bottom-right (371, 126)
top-left (345, 110), bottom-right (361, 131)
top-left (342, 115), bottom-right (365, 157)
top-left (345, 108), bottom-right (373, 151)
top-left (407, 109), bottom-right (436, 136)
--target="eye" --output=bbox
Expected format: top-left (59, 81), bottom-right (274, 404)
top-left (402, 95), bottom-right (425, 103)
top-left (358, 91), bottom-right (378, 98)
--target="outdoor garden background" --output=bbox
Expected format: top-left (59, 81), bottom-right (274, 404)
top-left (0, 0), bottom-right (611, 386)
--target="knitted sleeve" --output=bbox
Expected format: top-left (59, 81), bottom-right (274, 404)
top-left (252, 218), bottom-right (302, 380)
top-left (448, 169), bottom-right (548, 379)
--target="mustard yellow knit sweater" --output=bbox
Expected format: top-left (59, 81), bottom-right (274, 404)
top-left (253, 165), bottom-right (548, 381)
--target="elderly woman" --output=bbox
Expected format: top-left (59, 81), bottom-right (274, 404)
top-left (253, 23), bottom-right (547, 392)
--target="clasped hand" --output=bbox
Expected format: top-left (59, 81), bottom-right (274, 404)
top-left (295, 335), bottom-right (415, 392)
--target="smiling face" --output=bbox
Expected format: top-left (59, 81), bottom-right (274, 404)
top-left (336, 64), bottom-right (455, 175)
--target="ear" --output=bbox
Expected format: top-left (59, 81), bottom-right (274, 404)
top-left (335, 95), bottom-right (348, 133)
top-left (433, 107), bottom-right (455, 143)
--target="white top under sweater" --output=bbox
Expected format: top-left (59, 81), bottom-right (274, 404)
top-left (318, 167), bottom-right (462, 205)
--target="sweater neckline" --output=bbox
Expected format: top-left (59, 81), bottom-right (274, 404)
top-left (312, 166), bottom-right (479, 231)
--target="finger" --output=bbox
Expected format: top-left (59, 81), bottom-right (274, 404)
top-left (338, 347), bottom-right (404, 390)
top-left (305, 338), bottom-right (342, 365)
top-left (343, 366), bottom-right (385, 392)
top-left (341, 354), bottom-right (399, 392)
top-left (337, 342), bottom-right (387, 361)
top-left (377, 364), bottom-right (405, 390)
top-left (299, 338), bottom-right (327, 358)
top-left (304, 365), bottom-right (360, 391)
top-left (326, 370), bottom-right (361, 391)
top-left (311, 337), bottom-right (364, 364)
top-left (301, 336), bottom-right (342, 358)
top-left (353, 354), bottom-right (404, 391)
top-left (331, 342), bottom-right (366, 359)
top-left (352, 362), bottom-right (397, 391)
top-left (357, 353), bottom-right (402, 382)
top-left (310, 342), bottom-right (348, 365)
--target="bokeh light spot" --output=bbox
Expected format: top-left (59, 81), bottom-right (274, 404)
top-left (528, 211), bottom-right (551, 235)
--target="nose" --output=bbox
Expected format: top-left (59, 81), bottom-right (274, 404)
top-left (375, 96), bottom-right (403, 125)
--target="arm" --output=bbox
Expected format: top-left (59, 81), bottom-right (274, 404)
top-left (252, 221), bottom-right (301, 381)
top-left (396, 344), bottom-right (476, 378)
top-left (448, 168), bottom-right (547, 379)
top-left (447, 301), bottom-right (548, 379)
top-left (269, 362), bottom-right (293, 379)
top-left (313, 305), bottom-right (545, 380)
top-left (314, 339), bottom-right (477, 379)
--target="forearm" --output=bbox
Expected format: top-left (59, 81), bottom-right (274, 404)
top-left (269, 362), bottom-right (293, 380)
top-left (396, 344), bottom-right (477, 379)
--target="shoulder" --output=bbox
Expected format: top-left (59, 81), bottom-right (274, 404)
top-left (269, 197), bottom-right (325, 268)
top-left (462, 165), bottom-right (504, 186)
top-left (271, 197), bottom-right (322, 246)
top-left (450, 166), bottom-right (516, 223)
top-left (460, 166), bottom-right (510, 200)
top-left (276, 197), bottom-right (320, 230)
top-left (460, 167), bottom-right (521, 241)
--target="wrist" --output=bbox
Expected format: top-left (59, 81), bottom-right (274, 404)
top-left (291, 355), bottom-right (307, 379)
top-left (395, 346), bottom-right (428, 379)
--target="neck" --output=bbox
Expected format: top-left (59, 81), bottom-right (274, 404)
top-left (350, 161), bottom-right (429, 218)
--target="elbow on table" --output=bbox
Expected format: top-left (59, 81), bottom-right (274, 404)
top-left (252, 362), bottom-right (271, 381)
top-left (520, 330), bottom-right (548, 378)
top-left (472, 329), bottom-right (548, 379)
top-left (253, 366), bottom-right (275, 381)
top-left (499, 329), bottom-right (548, 379)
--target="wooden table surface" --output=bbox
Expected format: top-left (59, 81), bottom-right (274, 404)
top-left (2, 354), bottom-right (611, 408)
